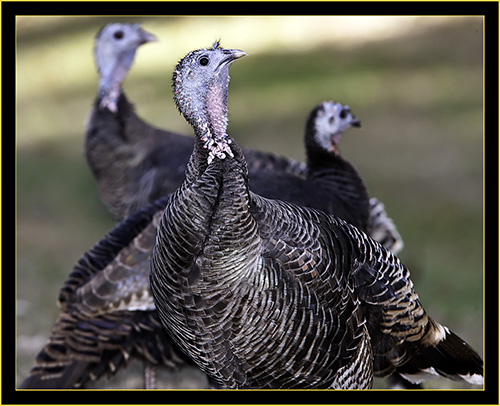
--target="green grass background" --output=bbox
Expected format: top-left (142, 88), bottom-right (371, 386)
top-left (16, 16), bottom-right (483, 389)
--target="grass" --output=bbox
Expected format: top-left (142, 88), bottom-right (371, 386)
top-left (16, 16), bottom-right (483, 390)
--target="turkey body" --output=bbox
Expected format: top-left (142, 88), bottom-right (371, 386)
top-left (151, 138), bottom-right (483, 389)
top-left (86, 93), bottom-right (194, 219)
top-left (150, 43), bottom-right (483, 389)
top-left (152, 151), bottom-right (374, 388)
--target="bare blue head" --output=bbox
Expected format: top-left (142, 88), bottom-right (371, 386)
top-left (94, 23), bottom-right (157, 111)
top-left (307, 101), bottom-right (361, 155)
top-left (172, 42), bottom-right (246, 163)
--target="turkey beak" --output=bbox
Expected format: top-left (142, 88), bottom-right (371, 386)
top-left (229, 49), bottom-right (247, 61)
top-left (351, 118), bottom-right (362, 128)
top-left (138, 28), bottom-right (158, 45)
top-left (218, 49), bottom-right (247, 69)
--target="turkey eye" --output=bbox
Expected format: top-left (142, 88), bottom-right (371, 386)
top-left (339, 109), bottom-right (348, 119)
top-left (199, 56), bottom-right (209, 66)
top-left (113, 30), bottom-right (124, 40)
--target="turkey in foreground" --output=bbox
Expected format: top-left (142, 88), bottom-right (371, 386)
top-left (150, 42), bottom-right (483, 389)
top-left (86, 23), bottom-right (402, 255)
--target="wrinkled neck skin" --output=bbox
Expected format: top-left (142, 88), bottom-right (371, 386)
top-left (204, 74), bottom-right (234, 164)
top-left (206, 80), bottom-right (229, 143)
top-left (184, 78), bottom-right (235, 183)
top-left (97, 49), bottom-right (136, 113)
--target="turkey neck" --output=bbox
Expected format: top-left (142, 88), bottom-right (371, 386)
top-left (306, 142), bottom-right (365, 192)
top-left (305, 139), bottom-right (370, 232)
top-left (304, 121), bottom-right (345, 174)
top-left (184, 81), bottom-right (234, 182)
top-left (97, 48), bottom-right (136, 102)
top-left (167, 78), bottom-right (254, 280)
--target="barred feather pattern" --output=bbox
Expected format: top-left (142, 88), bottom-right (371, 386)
top-left (151, 152), bottom-right (372, 388)
top-left (150, 145), bottom-right (375, 387)
top-left (20, 197), bottom-right (194, 389)
top-left (151, 153), bottom-right (483, 388)
top-left (367, 197), bottom-right (404, 255)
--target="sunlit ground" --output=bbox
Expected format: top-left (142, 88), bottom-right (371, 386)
top-left (16, 16), bottom-right (483, 389)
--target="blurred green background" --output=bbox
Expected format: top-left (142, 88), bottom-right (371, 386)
top-left (16, 16), bottom-right (483, 389)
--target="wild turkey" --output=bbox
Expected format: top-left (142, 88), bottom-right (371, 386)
top-left (149, 42), bottom-right (483, 389)
top-left (86, 23), bottom-right (402, 255)
top-left (249, 101), bottom-right (368, 231)
top-left (85, 23), bottom-right (193, 220)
